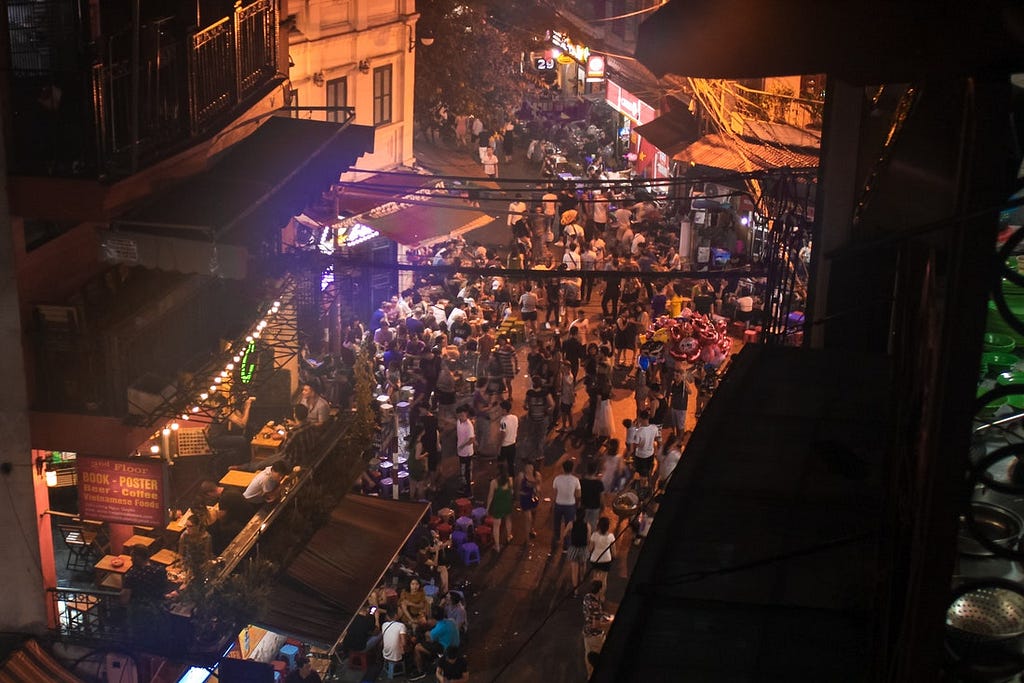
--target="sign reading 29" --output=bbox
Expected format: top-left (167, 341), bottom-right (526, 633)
top-left (535, 56), bottom-right (555, 71)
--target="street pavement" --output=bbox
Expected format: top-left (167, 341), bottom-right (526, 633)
top-left (336, 137), bottom-right (701, 682)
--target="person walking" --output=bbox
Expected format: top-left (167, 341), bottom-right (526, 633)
top-left (485, 463), bottom-right (515, 551)
top-left (516, 460), bottom-right (541, 539)
top-left (630, 410), bottom-right (661, 488)
top-left (550, 459), bottom-right (581, 556)
top-left (587, 516), bottom-right (616, 581)
top-left (482, 147), bottom-right (499, 178)
top-left (507, 193), bottom-right (527, 229)
top-left (562, 507), bottom-right (591, 593)
top-left (518, 284), bottom-right (540, 340)
top-left (523, 376), bottom-right (553, 462)
top-left (580, 461), bottom-right (605, 531)
top-left (498, 399), bottom-right (519, 475)
top-left (455, 405), bottom-right (476, 496)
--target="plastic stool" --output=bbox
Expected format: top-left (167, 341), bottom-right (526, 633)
top-left (458, 542), bottom-right (481, 566)
top-left (348, 650), bottom-right (369, 671)
top-left (455, 497), bottom-right (473, 517)
top-left (474, 524), bottom-right (493, 548)
top-left (436, 523), bottom-right (453, 541)
top-left (279, 643), bottom-right (300, 670)
top-left (743, 329), bottom-right (759, 344)
top-left (424, 583), bottom-right (439, 600)
top-left (455, 516), bottom-right (474, 534)
top-left (384, 659), bottom-right (406, 679)
top-left (271, 660), bottom-right (286, 677)
top-left (451, 530), bottom-right (469, 548)
top-left (471, 507), bottom-right (488, 525)
top-left (484, 516), bottom-right (497, 529)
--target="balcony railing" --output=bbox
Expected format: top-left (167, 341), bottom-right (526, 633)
top-left (9, 0), bottom-right (279, 179)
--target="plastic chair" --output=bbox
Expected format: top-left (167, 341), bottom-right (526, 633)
top-left (474, 524), bottom-right (493, 548)
top-left (455, 497), bottom-right (473, 517)
top-left (458, 542), bottom-right (481, 566)
top-left (470, 507), bottom-right (488, 525)
top-left (348, 650), bottom-right (369, 671)
top-left (455, 516), bottom-right (475, 534)
top-left (451, 530), bottom-right (469, 548)
top-left (435, 523), bottom-right (453, 541)
top-left (424, 583), bottom-right (439, 600)
top-left (384, 659), bottom-right (406, 679)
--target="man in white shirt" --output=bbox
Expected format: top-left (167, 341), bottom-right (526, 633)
top-left (507, 194), bottom-right (527, 228)
top-left (630, 410), bottom-right (661, 485)
top-left (300, 382), bottom-right (331, 426)
top-left (550, 459), bottom-right (581, 554)
top-left (242, 461), bottom-right (290, 507)
top-left (380, 610), bottom-right (408, 668)
top-left (542, 188), bottom-right (559, 231)
top-left (613, 204), bottom-right (633, 233)
top-left (568, 310), bottom-right (590, 345)
top-left (499, 400), bottom-right (519, 475)
top-left (591, 190), bottom-right (608, 234)
top-left (456, 406), bottom-right (476, 496)
top-left (446, 300), bottom-right (467, 331)
top-left (630, 231), bottom-right (647, 256)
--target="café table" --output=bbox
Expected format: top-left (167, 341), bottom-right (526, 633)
top-left (94, 554), bottom-right (132, 590)
top-left (219, 470), bottom-right (257, 489)
top-left (250, 426), bottom-right (286, 461)
top-left (150, 548), bottom-right (180, 566)
top-left (122, 534), bottom-right (156, 551)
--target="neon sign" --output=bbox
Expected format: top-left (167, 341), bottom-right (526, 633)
top-left (549, 31), bottom-right (590, 65)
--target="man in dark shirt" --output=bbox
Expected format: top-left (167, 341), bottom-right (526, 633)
top-left (284, 656), bottom-right (322, 682)
top-left (435, 646), bottom-right (469, 683)
top-left (340, 605), bottom-right (378, 656)
top-left (201, 480), bottom-right (252, 553)
top-left (560, 326), bottom-right (586, 379)
top-left (580, 461), bottom-right (605, 530)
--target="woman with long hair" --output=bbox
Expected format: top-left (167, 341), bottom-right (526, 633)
top-left (562, 507), bottom-right (591, 594)
top-left (516, 460), bottom-right (542, 539)
top-left (486, 463), bottom-right (515, 551)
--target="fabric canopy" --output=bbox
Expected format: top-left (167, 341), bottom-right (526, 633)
top-left (362, 203), bottom-right (494, 248)
top-left (0, 640), bottom-right (83, 683)
top-left (336, 172), bottom-right (435, 216)
top-left (259, 495), bottom-right (429, 646)
top-left (635, 107), bottom-right (700, 157)
top-left (106, 117), bottom-right (375, 277)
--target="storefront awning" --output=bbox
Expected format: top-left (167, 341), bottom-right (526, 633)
top-left (258, 495), bottom-right (429, 646)
top-left (336, 172), bottom-right (435, 216)
top-left (0, 639), bottom-right (83, 683)
top-left (634, 107), bottom-right (700, 157)
top-left (673, 134), bottom-right (819, 174)
top-left (361, 203), bottom-right (494, 248)
top-left (105, 117), bottom-right (375, 278)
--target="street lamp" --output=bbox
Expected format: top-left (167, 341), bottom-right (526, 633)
top-left (408, 24), bottom-right (434, 51)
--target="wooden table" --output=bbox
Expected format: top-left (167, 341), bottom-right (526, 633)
top-left (251, 430), bottom-right (286, 461)
top-left (219, 470), bottom-right (257, 489)
top-left (94, 554), bottom-right (132, 590)
top-left (150, 548), bottom-right (180, 566)
top-left (166, 508), bottom-right (192, 534)
top-left (122, 534), bottom-right (156, 551)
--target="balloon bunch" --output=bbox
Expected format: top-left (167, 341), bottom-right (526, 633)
top-left (643, 312), bottom-right (733, 367)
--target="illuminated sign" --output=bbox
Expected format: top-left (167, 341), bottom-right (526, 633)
top-left (532, 51), bottom-right (556, 71)
top-left (586, 54), bottom-right (606, 82)
top-left (605, 79), bottom-right (656, 125)
top-left (549, 30), bottom-right (590, 65)
top-left (77, 455), bottom-right (167, 526)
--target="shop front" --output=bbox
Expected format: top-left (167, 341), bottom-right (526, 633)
top-left (604, 78), bottom-right (663, 179)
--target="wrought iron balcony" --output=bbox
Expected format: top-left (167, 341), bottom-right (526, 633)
top-left (7, 0), bottom-right (279, 180)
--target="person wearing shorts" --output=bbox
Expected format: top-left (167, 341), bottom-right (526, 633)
top-left (519, 284), bottom-right (539, 337)
top-left (630, 410), bottom-right (660, 484)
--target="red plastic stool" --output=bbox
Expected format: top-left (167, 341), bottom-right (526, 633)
top-left (743, 329), bottom-right (759, 344)
top-left (484, 516), bottom-right (497, 529)
top-left (474, 524), bottom-right (493, 548)
top-left (271, 661), bottom-right (286, 677)
top-left (348, 650), bottom-right (369, 671)
top-left (455, 498), bottom-right (473, 517)
top-left (436, 523), bottom-right (453, 541)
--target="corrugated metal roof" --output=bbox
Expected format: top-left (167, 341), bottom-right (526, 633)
top-left (0, 640), bottom-right (82, 683)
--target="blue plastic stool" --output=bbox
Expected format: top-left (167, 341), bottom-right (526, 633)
top-left (471, 507), bottom-right (488, 525)
top-left (279, 643), bottom-right (299, 670)
top-left (424, 583), bottom-right (439, 600)
top-left (384, 659), bottom-right (406, 679)
top-left (455, 516), bottom-right (474, 534)
top-left (451, 530), bottom-right (469, 548)
top-left (458, 542), bottom-right (481, 566)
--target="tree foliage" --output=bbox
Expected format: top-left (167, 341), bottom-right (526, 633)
top-left (414, 0), bottom-right (546, 128)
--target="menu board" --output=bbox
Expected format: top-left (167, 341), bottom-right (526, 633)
top-left (77, 455), bottom-right (167, 526)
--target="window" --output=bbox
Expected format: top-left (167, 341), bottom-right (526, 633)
top-left (326, 77), bottom-right (348, 123)
top-left (373, 65), bottom-right (392, 126)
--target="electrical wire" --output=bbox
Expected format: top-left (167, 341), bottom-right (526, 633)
top-left (587, 1), bottom-right (668, 23)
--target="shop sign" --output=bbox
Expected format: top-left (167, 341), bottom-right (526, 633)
top-left (77, 455), bottom-right (167, 526)
top-left (531, 50), bottom-right (556, 71)
top-left (549, 30), bottom-right (590, 65)
top-left (586, 54), bottom-right (606, 82)
top-left (605, 79), bottom-right (655, 125)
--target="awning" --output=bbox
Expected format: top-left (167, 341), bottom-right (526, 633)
top-left (336, 172), bottom-right (435, 216)
top-left (105, 117), bottom-right (375, 278)
top-left (361, 202), bottom-right (494, 248)
top-left (0, 639), bottom-right (83, 683)
top-left (673, 134), bottom-right (818, 174)
top-left (258, 495), bottom-right (429, 646)
top-left (635, 0), bottom-right (1024, 84)
top-left (634, 107), bottom-right (700, 157)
